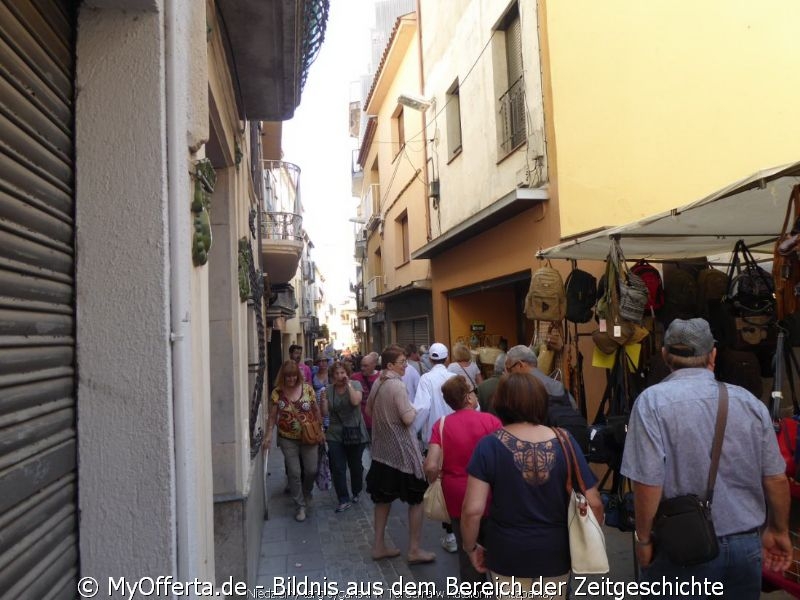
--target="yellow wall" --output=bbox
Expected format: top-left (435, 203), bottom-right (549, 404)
top-left (544, 0), bottom-right (800, 237)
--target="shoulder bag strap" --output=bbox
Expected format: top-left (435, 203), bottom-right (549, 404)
top-left (553, 428), bottom-right (575, 495)
top-left (705, 382), bottom-right (729, 504)
top-left (459, 363), bottom-right (476, 387)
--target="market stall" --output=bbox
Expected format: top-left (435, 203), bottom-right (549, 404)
top-left (533, 161), bottom-right (800, 594)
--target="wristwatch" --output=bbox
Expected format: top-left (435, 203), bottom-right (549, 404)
top-left (634, 531), bottom-right (652, 546)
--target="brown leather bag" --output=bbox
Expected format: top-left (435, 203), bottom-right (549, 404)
top-left (774, 185), bottom-right (800, 319)
top-left (300, 418), bottom-right (324, 445)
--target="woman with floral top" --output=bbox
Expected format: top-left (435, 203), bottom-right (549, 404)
top-left (265, 360), bottom-right (323, 522)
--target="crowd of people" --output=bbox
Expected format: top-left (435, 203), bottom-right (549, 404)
top-left (263, 319), bottom-right (794, 599)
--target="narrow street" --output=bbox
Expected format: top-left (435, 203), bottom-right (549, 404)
top-left (258, 444), bottom-right (794, 599)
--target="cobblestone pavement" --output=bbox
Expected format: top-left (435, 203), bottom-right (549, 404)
top-left (258, 443), bottom-right (793, 599)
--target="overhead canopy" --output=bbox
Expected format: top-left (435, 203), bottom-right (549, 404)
top-left (537, 161), bottom-right (800, 261)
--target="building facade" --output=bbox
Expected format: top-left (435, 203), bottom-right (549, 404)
top-left (0, 0), bottom-right (327, 593)
top-left (353, 12), bottom-right (434, 354)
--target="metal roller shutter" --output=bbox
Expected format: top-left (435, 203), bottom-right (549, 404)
top-left (395, 317), bottom-right (429, 348)
top-left (0, 1), bottom-right (77, 598)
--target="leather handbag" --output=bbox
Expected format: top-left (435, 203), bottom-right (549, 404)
top-left (300, 417), bottom-right (324, 445)
top-left (774, 185), bottom-right (800, 320)
top-left (554, 428), bottom-right (609, 574)
top-left (653, 383), bottom-right (728, 566)
top-left (423, 417), bottom-right (451, 523)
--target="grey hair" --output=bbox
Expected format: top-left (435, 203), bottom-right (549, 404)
top-left (664, 351), bottom-right (712, 371)
top-left (493, 352), bottom-right (507, 376)
top-left (506, 345), bottom-right (538, 367)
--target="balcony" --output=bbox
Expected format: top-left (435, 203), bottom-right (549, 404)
top-left (499, 75), bottom-right (527, 156)
top-left (261, 160), bottom-right (303, 285)
top-left (261, 212), bottom-right (303, 284)
top-left (366, 276), bottom-right (384, 312)
top-left (217, 0), bottom-right (330, 120)
top-left (266, 284), bottom-right (297, 320)
top-left (354, 228), bottom-right (367, 260)
top-left (351, 148), bottom-right (363, 197)
top-left (363, 184), bottom-right (381, 231)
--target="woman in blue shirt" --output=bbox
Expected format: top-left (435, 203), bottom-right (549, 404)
top-left (460, 372), bottom-right (603, 598)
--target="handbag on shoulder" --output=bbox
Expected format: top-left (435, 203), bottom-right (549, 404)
top-left (653, 382), bottom-right (728, 566)
top-left (423, 417), bottom-right (451, 523)
top-left (554, 428), bottom-right (609, 574)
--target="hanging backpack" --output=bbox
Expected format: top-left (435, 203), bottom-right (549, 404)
top-left (630, 259), bottom-right (665, 312)
top-left (696, 268), bottom-right (729, 314)
top-left (525, 262), bottom-right (566, 322)
top-left (565, 268), bottom-right (597, 324)
top-left (663, 267), bottom-right (698, 323)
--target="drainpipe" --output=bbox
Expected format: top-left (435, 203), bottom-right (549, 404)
top-left (415, 0), bottom-right (432, 243)
top-left (165, 0), bottom-right (197, 580)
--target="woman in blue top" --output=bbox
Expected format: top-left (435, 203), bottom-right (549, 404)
top-left (460, 372), bottom-right (603, 598)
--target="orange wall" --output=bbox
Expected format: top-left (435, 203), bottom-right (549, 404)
top-left (448, 287), bottom-right (517, 345)
top-left (427, 204), bottom-right (609, 422)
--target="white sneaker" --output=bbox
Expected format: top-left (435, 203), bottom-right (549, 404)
top-left (295, 507), bottom-right (306, 522)
top-left (441, 533), bottom-right (457, 553)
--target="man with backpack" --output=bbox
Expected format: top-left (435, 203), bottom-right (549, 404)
top-left (504, 345), bottom-right (589, 455)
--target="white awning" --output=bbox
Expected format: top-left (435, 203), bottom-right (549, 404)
top-left (537, 161), bottom-right (800, 261)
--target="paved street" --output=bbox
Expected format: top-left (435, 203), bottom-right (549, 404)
top-left (258, 444), bottom-right (794, 599)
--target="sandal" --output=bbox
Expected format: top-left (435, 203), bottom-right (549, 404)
top-left (335, 502), bottom-right (352, 513)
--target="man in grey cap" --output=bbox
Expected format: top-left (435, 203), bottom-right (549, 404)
top-left (621, 318), bottom-right (791, 596)
top-left (504, 345), bottom-right (587, 451)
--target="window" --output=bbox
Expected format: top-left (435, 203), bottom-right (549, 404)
top-left (496, 2), bottom-right (526, 156)
top-left (396, 211), bottom-right (410, 264)
top-left (446, 80), bottom-right (462, 160)
top-left (392, 105), bottom-right (405, 156)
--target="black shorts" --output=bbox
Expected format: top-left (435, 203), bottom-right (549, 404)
top-left (366, 460), bottom-right (428, 505)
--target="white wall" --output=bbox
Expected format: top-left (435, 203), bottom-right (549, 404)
top-left (420, 0), bottom-right (546, 234)
top-left (76, 3), bottom-right (176, 579)
top-left (76, 0), bottom-right (214, 582)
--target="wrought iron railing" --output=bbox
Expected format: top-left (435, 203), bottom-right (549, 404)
top-left (261, 211), bottom-right (303, 241)
top-left (499, 75), bottom-right (527, 155)
top-left (299, 0), bottom-right (330, 91)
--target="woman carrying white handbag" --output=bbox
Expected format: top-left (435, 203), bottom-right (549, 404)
top-left (460, 372), bottom-right (606, 599)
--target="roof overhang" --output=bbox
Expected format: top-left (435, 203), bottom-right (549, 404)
top-left (365, 14), bottom-right (417, 114)
top-left (537, 161), bottom-right (800, 262)
top-left (373, 279), bottom-right (432, 302)
top-left (411, 187), bottom-right (549, 260)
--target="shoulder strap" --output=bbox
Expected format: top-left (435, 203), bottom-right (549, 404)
top-left (706, 383), bottom-right (729, 504)
top-left (554, 428), bottom-right (586, 495)
top-left (460, 363), bottom-right (476, 386)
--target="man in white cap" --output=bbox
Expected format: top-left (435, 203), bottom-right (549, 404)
top-left (622, 318), bottom-right (791, 596)
top-left (412, 342), bottom-right (458, 553)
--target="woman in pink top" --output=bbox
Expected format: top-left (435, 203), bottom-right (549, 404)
top-left (424, 376), bottom-right (501, 584)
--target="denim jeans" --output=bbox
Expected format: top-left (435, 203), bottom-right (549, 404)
top-left (327, 441), bottom-right (365, 503)
top-left (277, 436), bottom-right (318, 508)
top-left (642, 530), bottom-right (762, 600)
